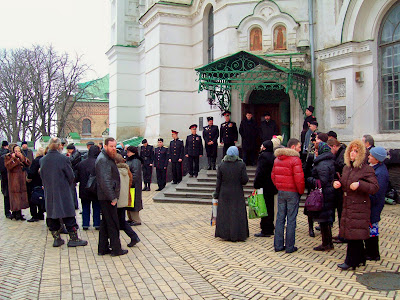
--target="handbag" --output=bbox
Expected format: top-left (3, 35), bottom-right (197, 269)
top-left (127, 188), bottom-right (135, 208)
top-left (85, 174), bottom-right (97, 196)
top-left (211, 198), bottom-right (218, 226)
top-left (248, 188), bottom-right (268, 219)
top-left (305, 179), bottom-right (323, 211)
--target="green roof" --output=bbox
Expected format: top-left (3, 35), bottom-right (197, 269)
top-left (77, 74), bottom-right (109, 102)
top-left (68, 132), bottom-right (81, 140)
top-left (41, 136), bottom-right (51, 142)
top-left (121, 137), bottom-right (143, 147)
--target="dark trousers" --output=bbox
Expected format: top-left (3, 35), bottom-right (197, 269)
top-left (345, 240), bottom-right (366, 267)
top-left (98, 201), bottom-right (122, 254)
top-left (81, 198), bottom-right (101, 228)
top-left (156, 168), bottom-right (167, 189)
top-left (46, 217), bottom-right (78, 232)
top-left (171, 162), bottom-right (182, 183)
top-left (142, 165), bottom-right (153, 184)
top-left (222, 143), bottom-right (235, 157)
top-left (188, 155), bottom-right (200, 176)
top-left (365, 236), bottom-right (380, 259)
top-left (3, 194), bottom-right (10, 216)
top-left (243, 148), bottom-right (256, 166)
top-left (320, 222), bottom-right (333, 246)
top-left (29, 203), bottom-right (45, 220)
top-left (117, 208), bottom-right (140, 242)
top-left (260, 193), bottom-right (275, 234)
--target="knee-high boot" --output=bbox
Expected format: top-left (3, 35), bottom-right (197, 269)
top-left (308, 216), bottom-right (315, 237)
top-left (365, 236), bottom-right (380, 261)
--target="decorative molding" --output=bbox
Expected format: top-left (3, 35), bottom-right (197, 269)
top-left (317, 42), bottom-right (371, 61)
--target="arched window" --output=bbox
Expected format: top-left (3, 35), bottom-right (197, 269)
top-left (274, 25), bottom-right (287, 50)
top-left (380, 3), bottom-right (400, 131)
top-left (250, 27), bottom-right (262, 51)
top-left (82, 119), bottom-right (91, 135)
top-left (208, 7), bottom-right (214, 63)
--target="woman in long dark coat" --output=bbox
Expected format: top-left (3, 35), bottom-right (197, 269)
top-left (306, 142), bottom-right (336, 251)
top-left (125, 146), bottom-right (143, 226)
top-left (4, 144), bottom-right (31, 220)
top-left (27, 147), bottom-right (45, 222)
top-left (213, 146), bottom-right (249, 242)
top-left (333, 140), bottom-right (379, 270)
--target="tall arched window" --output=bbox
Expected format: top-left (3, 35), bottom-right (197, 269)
top-left (380, 3), bottom-right (400, 131)
top-left (208, 7), bottom-right (214, 63)
top-left (82, 119), bottom-right (91, 135)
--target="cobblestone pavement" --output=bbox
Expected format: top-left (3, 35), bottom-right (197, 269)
top-left (0, 185), bottom-right (400, 299)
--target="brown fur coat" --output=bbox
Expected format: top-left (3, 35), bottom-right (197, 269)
top-left (4, 153), bottom-right (30, 211)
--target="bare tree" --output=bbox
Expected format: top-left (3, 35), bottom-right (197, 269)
top-left (0, 45), bottom-right (90, 143)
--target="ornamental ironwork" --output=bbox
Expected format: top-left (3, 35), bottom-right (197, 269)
top-left (195, 51), bottom-right (311, 112)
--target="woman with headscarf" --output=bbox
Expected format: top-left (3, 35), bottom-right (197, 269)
top-left (333, 140), bottom-right (379, 270)
top-left (4, 144), bottom-right (31, 220)
top-left (125, 146), bottom-right (144, 226)
top-left (213, 146), bottom-right (249, 242)
top-left (306, 142), bottom-right (336, 251)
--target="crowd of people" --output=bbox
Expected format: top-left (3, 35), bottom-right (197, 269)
top-left (213, 105), bottom-right (390, 271)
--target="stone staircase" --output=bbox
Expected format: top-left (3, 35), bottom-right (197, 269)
top-left (153, 166), bottom-right (257, 204)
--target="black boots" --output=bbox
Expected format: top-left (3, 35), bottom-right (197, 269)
top-left (142, 183), bottom-right (151, 191)
top-left (207, 157), bottom-right (212, 170)
top-left (314, 223), bottom-right (334, 251)
top-left (308, 216), bottom-right (315, 237)
top-left (365, 236), bottom-right (380, 261)
top-left (51, 230), bottom-right (65, 247)
top-left (67, 229), bottom-right (88, 247)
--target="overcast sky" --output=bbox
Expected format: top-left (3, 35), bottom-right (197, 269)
top-left (0, 0), bottom-right (110, 81)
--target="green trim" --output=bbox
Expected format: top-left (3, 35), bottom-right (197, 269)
top-left (195, 51), bottom-right (311, 112)
top-left (157, 0), bottom-right (193, 7)
top-left (236, 0), bottom-right (299, 29)
top-left (120, 137), bottom-right (144, 147)
top-left (68, 132), bottom-right (81, 140)
top-left (41, 136), bottom-right (51, 142)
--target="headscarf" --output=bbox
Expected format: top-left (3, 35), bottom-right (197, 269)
top-left (317, 142), bottom-right (331, 154)
top-left (226, 146), bottom-right (239, 156)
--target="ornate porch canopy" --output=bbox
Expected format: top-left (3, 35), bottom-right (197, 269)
top-left (195, 51), bottom-right (311, 112)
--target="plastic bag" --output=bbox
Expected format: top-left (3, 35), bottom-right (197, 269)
top-left (248, 189), bottom-right (268, 219)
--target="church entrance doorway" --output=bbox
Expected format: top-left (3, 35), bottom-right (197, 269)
top-left (242, 88), bottom-right (290, 147)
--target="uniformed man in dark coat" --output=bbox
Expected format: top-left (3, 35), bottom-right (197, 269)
top-left (140, 139), bottom-right (154, 191)
top-left (239, 112), bottom-right (259, 166)
top-left (259, 112), bottom-right (278, 142)
top-left (220, 111), bottom-right (238, 157)
top-left (154, 138), bottom-right (168, 191)
top-left (202, 117), bottom-right (219, 170)
top-left (185, 124), bottom-right (203, 177)
top-left (168, 130), bottom-right (184, 184)
top-left (301, 105), bottom-right (317, 145)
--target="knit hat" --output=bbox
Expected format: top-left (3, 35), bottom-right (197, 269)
top-left (370, 146), bottom-right (387, 162)
top-left (66, 143), bottom-right (75, 150)
top-left (226, 146), bottom-right (239, 156)
top-left (2, 141), bottom-right (8, 147)
top-left (271, 137), bottom-right (281, 149)
top-left (21, 141), bottom-right (28, 145)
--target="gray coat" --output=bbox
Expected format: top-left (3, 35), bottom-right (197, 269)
top-left (40, 150), bottom-right (76, 219)
top-left (95, 149), bottom-right (120, 201)
top-left (126, 155), bottom-right (143, 211)
top-left (213, 155), bottom-right (249, 241)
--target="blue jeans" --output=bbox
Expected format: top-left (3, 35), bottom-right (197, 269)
top-left (81, 198), bottom-right (101, 228)
top-left (274, 191), bottom-right (300, 252)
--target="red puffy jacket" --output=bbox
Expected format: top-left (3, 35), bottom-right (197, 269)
top-left (271, 148), bottom-right (305, 194)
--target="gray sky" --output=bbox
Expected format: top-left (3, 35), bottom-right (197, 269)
top-left (0, 0), bottom-right (110, 81)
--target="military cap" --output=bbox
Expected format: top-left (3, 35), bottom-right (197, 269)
top-left (222, 111), bottom-right (231, 116)
top-left (189, 124), bottom-right (198, 129)
top-left (207, 116), bottom-right (213, 121)
top-left (142, 139), bottom-right (148, 144)
top-left (158, 138), bottom-right (164, 142)
top-left (306, 105), bottom-right (315, 113)
top-left (171, 130), bottom-right (179, 134)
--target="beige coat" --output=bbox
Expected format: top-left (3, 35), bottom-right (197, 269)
top-left (117, 163), bottom-right (133, 208)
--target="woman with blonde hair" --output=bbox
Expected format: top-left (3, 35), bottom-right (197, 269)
top-left (333, 139), bottom-right (379, 270)
top-left (27, 147), bottom-right (46, 222)
top-left (4, 144), bottom-right (31, 220)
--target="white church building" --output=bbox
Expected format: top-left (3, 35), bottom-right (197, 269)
top-left (106, 0), bottom-right (400, 149)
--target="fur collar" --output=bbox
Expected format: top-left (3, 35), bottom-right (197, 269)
top-left (116, 162), bottom-right (130, 170)
top-left (344, 139), bottom-right (366, 168)
top-left (274, 148), bottom-right (300, 158)
top-left (222, 155), bottom-right (242, 162)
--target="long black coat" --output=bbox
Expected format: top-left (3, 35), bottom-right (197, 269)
top-left (239, 118), bottom-right (258, 151)
top-left (40, 150), bottom-right (76, 219)
top-left (126, 155), bottom-right (143, 211)
top-left (254, 141), bottom-right (277, 195)
top-left (185, 134), bottom-right (203, 156)
top-left (76, 146), bottom-right (100, 200)
top-left (306, 151), bottom-right (336, 222)
top-left (203, 125), bottom-right (219, 157)
top-left (213, 155), bottom-right (249, 241)
top-left (260, 120), bottom-right (278, 142)
top-left (95, 149), bottom-right (121, 201)
top-left (27, 155), bottom-right (43, 188)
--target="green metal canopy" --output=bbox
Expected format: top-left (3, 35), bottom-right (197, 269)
top-left (195, 51), bottom-right (311, 112)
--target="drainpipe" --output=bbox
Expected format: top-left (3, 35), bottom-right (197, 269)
top-left (308, 0), bottom-right (316, 108)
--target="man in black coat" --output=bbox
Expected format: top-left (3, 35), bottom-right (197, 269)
top-left (254, 140), bottom-right (278, 237)
top-left (95, 137), bottom-right (127, 257)
top-left (168, 130), bottom-right (184, 184)
top-left (260, 112), bottom-right (278, 142)
top-left (140, 139), bottom-right (154, 191)
top-left (40, 138), bottom-right (87, 248)
top-left (220, 111), bottom-right (238, 157)
top-left (203, 117), bottom-right (219, 170)
top-left (82, 141), bottom-right (95, 160)
top-left (154, 138), bottom-right (168, 191)
top-left (239, 112), bottom-right (259, 166)
top-left (185, 124), bottom-right (203, 178)
top-left (301, 105), bottom-right (317, 145)
top-left (0, 141), bottom-right (11, 218)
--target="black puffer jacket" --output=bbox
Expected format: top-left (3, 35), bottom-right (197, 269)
top-left (27, 155), bottom-right (43, 188)
top-left (95, 149), bottom-right (120, 201)
top-left (76, 146), bottom-right (101, 200)
top-left (306, 151), bottom-right (336, 222)
top-left (254, 141), bottom-right (277, 195)
top-left (69, 150), bottom-right (82, 170)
